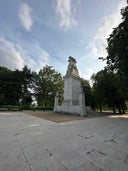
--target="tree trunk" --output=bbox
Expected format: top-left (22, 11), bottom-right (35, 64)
top-left (99, 103), bottom-right (102, 112)
top-left (112, 107), bottom-right (116, 114)
top-left (118, 105), bottom-right (122, 114)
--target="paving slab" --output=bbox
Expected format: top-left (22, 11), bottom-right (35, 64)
top-left (0, 112), bottom-right (128, 171)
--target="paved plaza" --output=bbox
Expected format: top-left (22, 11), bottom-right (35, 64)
top-left (0, 112), bottom-right (128, 171)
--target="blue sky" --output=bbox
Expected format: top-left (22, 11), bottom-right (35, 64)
top-left (0, 0), bottom-right (127, 80)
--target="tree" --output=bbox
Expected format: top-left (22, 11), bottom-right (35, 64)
top-left (81, 78), bottom-right (92, 107)
top-left (20, 66), bottom-right (33, 107)
top-left (106, 3), bottom-right (128, 99)
top-left (35, 65), bottom-right (63, 107)
top-left (91, 69), bottom-right (126, 113)
top-left (0, 65), bottom-right (63, 108)
top-left (0, 67), bottom-right (22, 105)
top-left (91, 71), bottom-right (105, 112)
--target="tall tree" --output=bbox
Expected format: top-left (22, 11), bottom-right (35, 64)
top-left (0, 67), bottom-right (22, 105)
top-left (91, 71), bottom-right (105, 112)
top-left (106, 2), bottom-right (128, 99)
top-left (91, 69), bottom-right (126, 113)
top-left (35, 65), bottom-right (63, 107)
top-left (20, 66), bottom-right (33, 107)
top-left (81, 78), bottom-right (92, 107)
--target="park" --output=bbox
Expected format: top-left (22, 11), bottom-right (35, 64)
top-left (0, 1), bottom-right (128, 171)
top-left (0, 56), bottom-right (128, 170)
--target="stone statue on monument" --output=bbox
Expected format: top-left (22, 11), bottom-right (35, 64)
top-left (66, 56), bottom-right (79, 77)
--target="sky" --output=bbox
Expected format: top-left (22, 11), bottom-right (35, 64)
top-left (0, 0), bottom-right (127, 81)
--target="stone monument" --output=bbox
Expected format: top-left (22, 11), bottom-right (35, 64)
top-left (54, 56), bottom-right (87, 116)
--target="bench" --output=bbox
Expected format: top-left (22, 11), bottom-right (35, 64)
top-left (0, 108), bottom-right (8, 111)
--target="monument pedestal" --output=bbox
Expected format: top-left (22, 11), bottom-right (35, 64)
top-left (54, 56), bottom-right (87, 116)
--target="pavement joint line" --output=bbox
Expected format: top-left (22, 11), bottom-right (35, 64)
top-left (57, 139), bottom-right (105, 171)
top-left (76, 162), bottom-right (104, 171)
top-left (44, 146), bottom-right (69, 171)
top-left (1, 112), bottom-right (128, 171)
top-left (83, 157), bottom-right (105, 171)
top-left (14, 133), bottom-right (33, 171)
top-left (124, 154), bottom-right (128, 164)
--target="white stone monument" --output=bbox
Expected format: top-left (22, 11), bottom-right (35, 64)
top-left (54, 56), bottom-right (87, 116)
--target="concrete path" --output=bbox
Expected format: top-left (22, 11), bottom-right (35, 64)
top-left (0, 112), bottom-right (128, 171)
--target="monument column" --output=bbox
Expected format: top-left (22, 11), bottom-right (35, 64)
top-left (54, 56), bottom-right (87, 116)
top-left (54, 92), bottom-right (58, 112)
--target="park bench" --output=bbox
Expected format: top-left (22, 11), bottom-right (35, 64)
top-left (0, 108), bottom-right (8, 111)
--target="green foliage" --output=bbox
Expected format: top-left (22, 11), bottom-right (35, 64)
top-left (34, 106), bottom-right (54, 111)
top-left (90, 3), bottom-right (128, 113)
top-left (106, 3), bottom-right (128, 99)
top-left (33, 65), bottom-right (63, 107)
top-left (91, 69), bottom-right (126, 113)
top-left (0, 65), bottom-right (63, 109)
top-left (20, 66), bottom-right (34, 107)
top-left (0, 67), bottom-right (22, 105)
top-left (81, 78), bottom-right (93, 107)
top-left (0, 105), bottom-right (23, 111)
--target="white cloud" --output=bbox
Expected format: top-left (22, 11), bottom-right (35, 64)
top-left (0, 37), bottom-right (50, 71)
top-left (55, 0), bottom-right (77, 29)
top-left (19, 2), bottom-right (33, 31)
top-left (89, 0), bottom-right (127, 59)
top-left (79, 68), bottom-right (94, 81)
top-left (0, 37), bottom-right (24, 69)
top-left (21, 45), bottom-right (50, 72)
top-left (80, 0), bottom-right (127, 81)
top-left (34, 44), bottom-right (50, 70)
